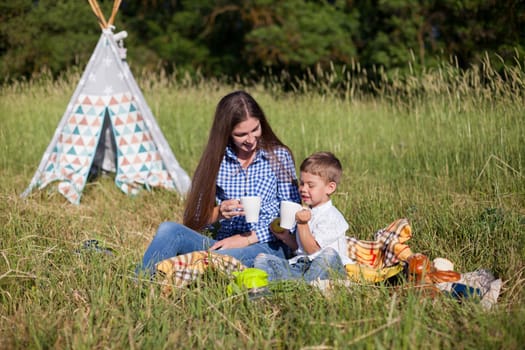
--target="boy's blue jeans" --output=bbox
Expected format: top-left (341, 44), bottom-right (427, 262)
top-left (254, 247), bottom-right (347, 282)
top-left (139, 221), bottom-right (288, 276)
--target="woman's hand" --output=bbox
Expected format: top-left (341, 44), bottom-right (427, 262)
top-left (219, 199), bottom-right (243, 220)
top-left (209, 233), bottom-right (255, 250)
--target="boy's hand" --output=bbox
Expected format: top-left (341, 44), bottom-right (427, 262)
top-left (295, 209), bottom-right (311, 224)
top-left (269, 218), bottom-right (290, 241)
top-left (270, 218), bottom-right (286, 234)
top-left (269, 218), bottom-right (295, 248)
top-left (272, 230), bottom-right (290, 242)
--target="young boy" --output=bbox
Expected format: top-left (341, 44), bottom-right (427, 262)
top-left (254, 151), bottom-right (351, 282)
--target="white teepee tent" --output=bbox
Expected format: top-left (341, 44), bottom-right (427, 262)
top-left (22, 0), bottom-right (191, 204)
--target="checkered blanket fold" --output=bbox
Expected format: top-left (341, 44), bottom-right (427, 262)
top-left (156, 250), bottom-right (245, 294)
top-left (155, 218), bottom-right (413, 290)
top-left (347, 218), bottom-right (413, 269)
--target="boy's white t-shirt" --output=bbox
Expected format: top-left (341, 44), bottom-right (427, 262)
top-left (289, 200), bottom-right (352, 265)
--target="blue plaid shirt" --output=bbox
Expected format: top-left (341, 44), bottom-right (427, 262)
top-left (215, 145), bottom-right (301, 243)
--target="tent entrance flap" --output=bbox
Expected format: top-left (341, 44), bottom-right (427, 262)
top-left (90, 109), bottom-right (117, 179)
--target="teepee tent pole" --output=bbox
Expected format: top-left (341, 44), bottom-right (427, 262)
top-left (88, 0), bottom-right (108, 29)
top-left (107, 0), bottom-right (122, 27)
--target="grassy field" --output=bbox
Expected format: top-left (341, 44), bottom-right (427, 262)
top-left (1, 62), bottom-right (524, 349)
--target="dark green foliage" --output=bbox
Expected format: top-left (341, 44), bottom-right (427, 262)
top-left (243, 1), bottom-right (358, 69)
top-left (0, 0), bottom-right (103, 80)
top-left (1, 0), bottom-right (524, 84)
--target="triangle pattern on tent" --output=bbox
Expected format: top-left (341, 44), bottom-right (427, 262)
top-left (29, 93), bottom-right (106, 203)
top-left (110, 93), bottom-right (177, 193)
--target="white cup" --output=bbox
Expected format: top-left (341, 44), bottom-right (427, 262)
top-left (280, 201), bottom-right (303, 229)
top-left (240, 196), bottom-right (261, 223)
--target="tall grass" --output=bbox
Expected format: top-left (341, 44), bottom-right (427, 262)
top-left (0, 59), bottom-right (524, 349)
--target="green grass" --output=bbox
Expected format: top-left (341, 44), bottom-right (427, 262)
top-left (1, 62), bottom-right (524, 349)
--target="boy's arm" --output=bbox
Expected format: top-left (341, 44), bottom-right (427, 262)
top-left (295, 209), bottom-right (321, 255)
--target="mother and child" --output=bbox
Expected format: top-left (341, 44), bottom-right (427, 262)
top-left (139, 90), bottom-right (352, 282)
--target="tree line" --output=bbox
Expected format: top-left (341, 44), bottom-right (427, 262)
top-left (1, 0), bottom-right (524, 85)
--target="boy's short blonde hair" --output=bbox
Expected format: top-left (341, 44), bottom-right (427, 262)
top-left (299, 151), bottom-right (342, 184)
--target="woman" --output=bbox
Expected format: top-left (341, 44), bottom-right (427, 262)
top-left (140, 91), bottom-right (301, 275)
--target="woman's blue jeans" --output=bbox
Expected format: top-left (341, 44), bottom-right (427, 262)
top-left (139, 221), bottom-right (288, 276)
top-left (254, 247), bottom-right (346, 282)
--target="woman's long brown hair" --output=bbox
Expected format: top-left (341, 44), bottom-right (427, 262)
top-left (183, 91), bottom-right (291, 231)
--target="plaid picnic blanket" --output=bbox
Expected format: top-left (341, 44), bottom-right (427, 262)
top-left (156, 218), bottom-right (414, 291)
top-left (156, 250), bottom-right (245, 293)
top-left (347, 218), bottom-right (413, 269)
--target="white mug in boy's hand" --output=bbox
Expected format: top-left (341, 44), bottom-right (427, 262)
top-left (280, 201), bottom-right (303, 230)
top-left (240, 196), bottom-right (261, 223)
